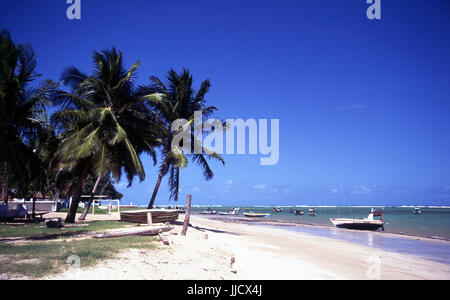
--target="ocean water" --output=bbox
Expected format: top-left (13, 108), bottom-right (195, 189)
top-left (191, 206), bottom-right (450, 240)
top-left (191, 206), bottom-right (450, 265)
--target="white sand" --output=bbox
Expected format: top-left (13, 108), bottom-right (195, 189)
top-left (44, 214), bottom-right (450, 280)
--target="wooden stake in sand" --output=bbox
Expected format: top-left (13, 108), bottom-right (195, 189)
top-left (147, 212), bottom-right (153, 225)
top-left (158, 233), bottom-right (169, 245)
top-left (181, 194), bottom-right (192, 236)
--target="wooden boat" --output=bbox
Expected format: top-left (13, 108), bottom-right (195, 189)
top-left (330, 209), bottom-right (384, 231)
top-left (243, 210), bottom-right (270, 218)
top-left (120, 209), bottom-right (179, 224)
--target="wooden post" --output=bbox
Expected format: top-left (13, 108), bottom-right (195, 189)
top-left (158, 232), bottom-right (169, 245)
top-left (147, 212), bottom-right (153, 225)
top-left (181, 194), bottom-right (192, 236)
top-left (32, 197), bottom-right (36, 219)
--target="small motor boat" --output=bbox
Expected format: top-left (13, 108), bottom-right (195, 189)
top-left (330, 209), bottom-right (384, 231)
top-left (413, 207), bottom-right (422, 214)
top-left (200, 208), bottom-right (217, 215)
top-left (272, 207), bottom-right (283, 213)
top-left (243, 210), bottom-right (270, 218)
top-left (294, 210), bottom-right (304, 215)
top-left (219, 208), bottom-right (240, 215)
top-left (175, 206), bottom-right (186, 214)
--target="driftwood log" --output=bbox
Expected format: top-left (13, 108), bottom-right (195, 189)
top-left (92, 225), bottom-right (173, 239)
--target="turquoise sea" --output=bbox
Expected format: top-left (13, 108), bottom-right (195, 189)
top-left (190, 206), bottom-right (450, 240)
top-left (188, 206), bottom-right (450, 264)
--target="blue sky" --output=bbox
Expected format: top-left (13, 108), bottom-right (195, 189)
top-left (2, 0), bottom-right (450, 206)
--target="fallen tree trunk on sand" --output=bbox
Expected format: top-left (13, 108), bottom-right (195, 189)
top-left (92, 225), bottom-right (173, 239)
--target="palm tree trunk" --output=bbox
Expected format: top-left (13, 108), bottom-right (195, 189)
top-left (0, 162), bottom-right (8, 204)
top-left (65, 163), bottom-right (90, 223)
top-left (78, 175), bottom-right (103, 221)
top-left (147, 156), bottom-right (170, 209)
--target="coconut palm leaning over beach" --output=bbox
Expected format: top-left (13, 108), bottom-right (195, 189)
top-left (51, 48), bottom-right (163, 223)
top-left (0, 30), bottom-right (57, 204)
top-left (146, 69), bottom-right (225, 209)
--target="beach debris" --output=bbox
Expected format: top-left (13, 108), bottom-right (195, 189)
top-left (231, 270), bottom-right (237, 274)
top-left (204, 234), bottom-right (208, 240)
top-left (92, 225), bottom-right (173, 239)
top-left (158, 232), bottom-right (170, 245)
top-left (45, 218), bottom-right (63, 229)
top-left (230, 257), bottom-right (235, 268)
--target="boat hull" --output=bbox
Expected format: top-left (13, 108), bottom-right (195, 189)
top-left (120, 209), bottom-right (179, 224)
top-left (330, 218), bottom-right (383, 231)
top-left (333, 222), bottom-right (384, 230)
top-left (243, 213), bottom-right (270, 218)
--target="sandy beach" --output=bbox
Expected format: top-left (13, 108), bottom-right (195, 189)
top-left (43, 213), bottom-right (450, 280)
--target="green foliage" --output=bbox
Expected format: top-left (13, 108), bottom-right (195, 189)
top-left (0, 226), bottom-right (157, 278)
top-left (148, 69), bottom-right (225, 204)
top-left (0, 220), bottom-right (132, 237)
top-left (0, 221), bottom-right (157, 278)
top-left (0, 29), bottom-right (58, 199)
top-left (51, 48), bottom-right (163, 189)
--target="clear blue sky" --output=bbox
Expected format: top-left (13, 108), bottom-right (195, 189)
top-left (2, 0), bottom-right (450, 206)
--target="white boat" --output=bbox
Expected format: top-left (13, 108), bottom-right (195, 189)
top-left (413, 207), bottom-right (422, 214)
top-left (218, 207), bottom-right (240, 215)
top-left (200, 208), bottom-right (217, 215)
top-left (330, 209), bottom-right (384, 231)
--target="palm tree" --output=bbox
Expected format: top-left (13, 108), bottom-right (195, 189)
top-left (146, 69), bottom-right (225, 209)
top-left (0, 29), bottom-right (57, 204)
top-left (52, 48), bottom-right (162, 223)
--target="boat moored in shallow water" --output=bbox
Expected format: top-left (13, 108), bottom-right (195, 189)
top-left (243, 209), bottom-right (270, 218)
top-left (413, 207), bottom-right (422, 214)
top-left (330, 209), bottom-right (384, 231)
top-left (219, 207), bottom-right (240, 215)
top-left (295, 209), bottom-right (304, 215)
top-left (200, 208), bottom-right (217, 215)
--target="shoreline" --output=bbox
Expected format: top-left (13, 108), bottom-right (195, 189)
top-left (199, 214), bottom-right (450, 242)
top-left (42, 213), bottom-right (450, 280)
top-left (197, 214), bottom-right (450, 265)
